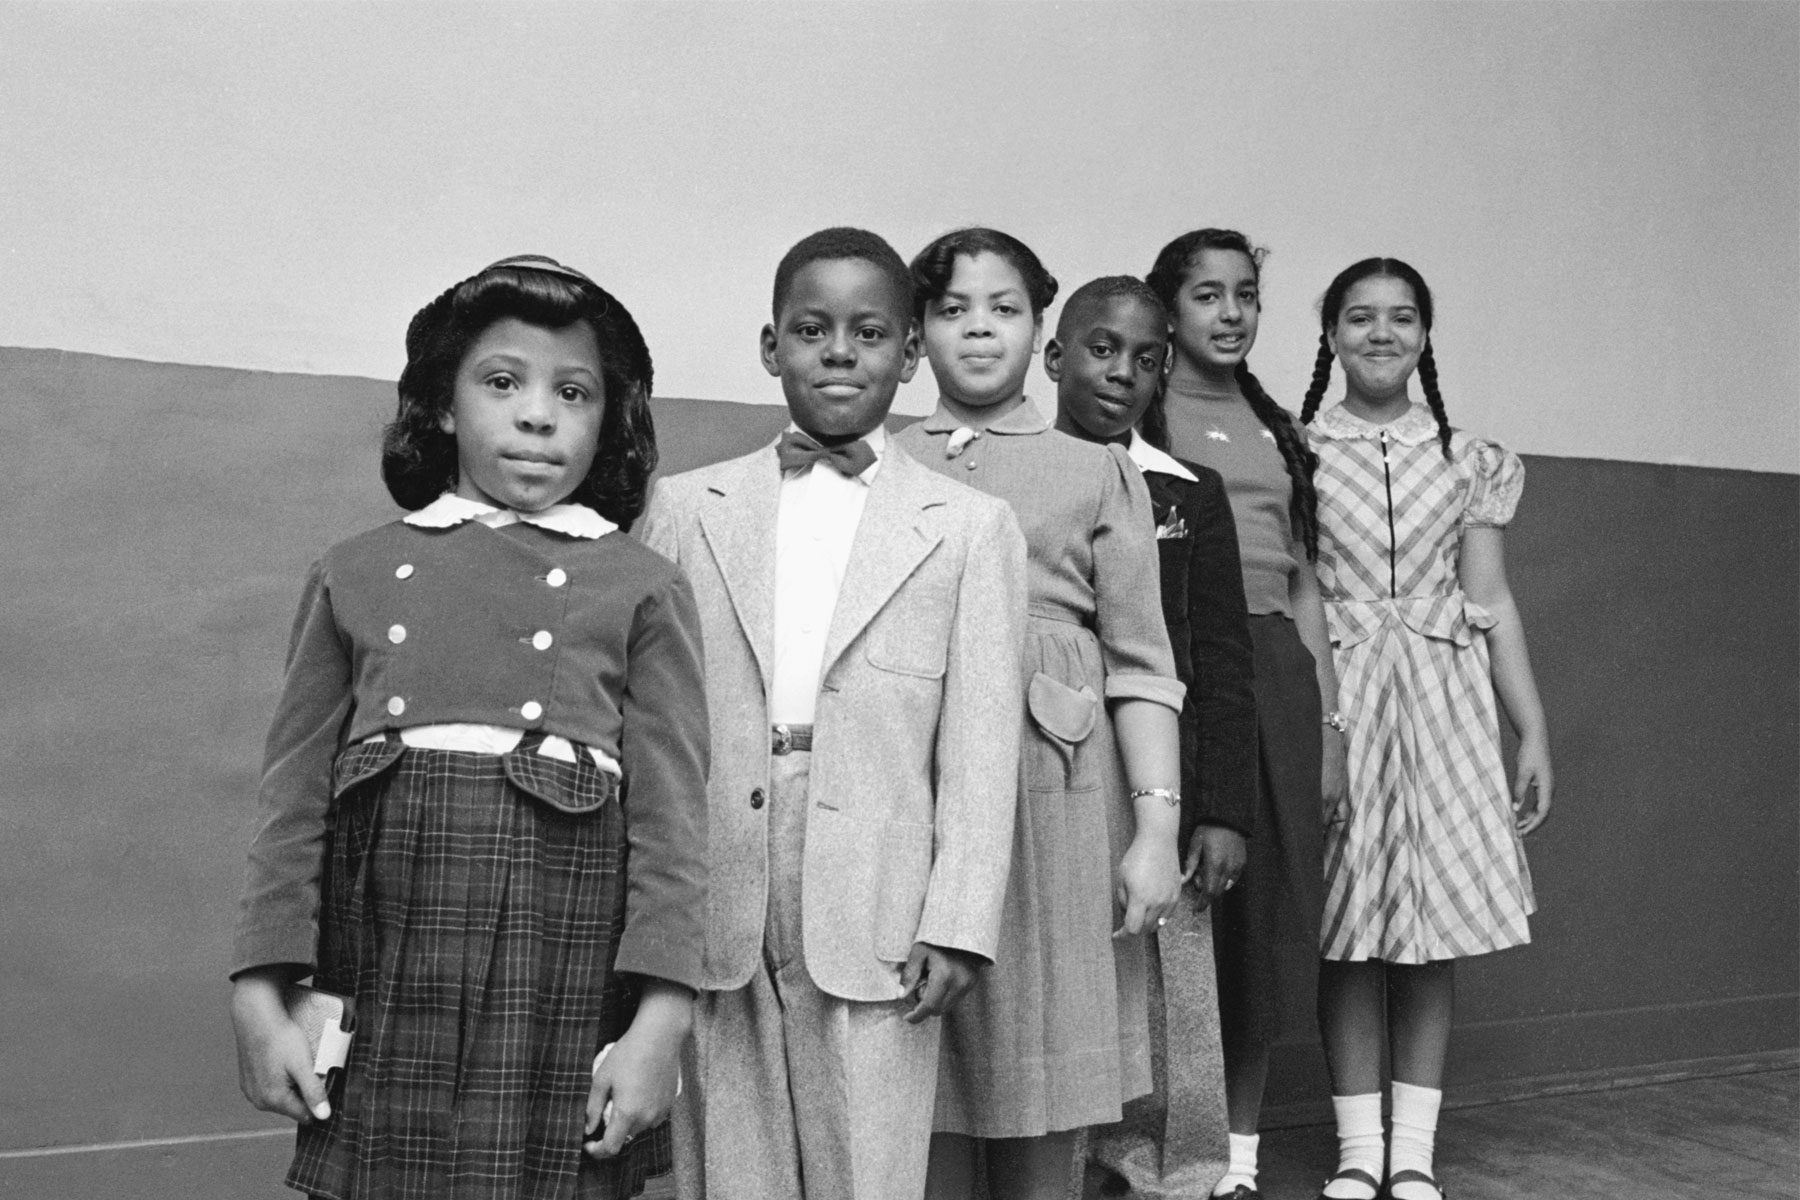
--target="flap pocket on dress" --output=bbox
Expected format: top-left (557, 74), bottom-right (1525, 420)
top-left (1027, 672), bottom-right (1099, 746)
top-left (503, 748), bottom-right (615, 815)
top-left (330, 738), bottom-right (407, 799)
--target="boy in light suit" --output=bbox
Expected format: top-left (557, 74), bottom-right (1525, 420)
top-left (639, 227), bottom-right (1027, 1200)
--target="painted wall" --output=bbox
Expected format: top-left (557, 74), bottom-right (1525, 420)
top-left (1, 1), bottom-right (1796, 471)
top-left (0, 348), bottom-right (1792, 1167)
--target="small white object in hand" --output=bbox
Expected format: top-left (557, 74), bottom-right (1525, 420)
top-left (946, 427), bottom-right (980, 458)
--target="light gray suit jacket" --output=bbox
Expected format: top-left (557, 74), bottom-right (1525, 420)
top-left (639, 439), bottom-right (1027, 1002)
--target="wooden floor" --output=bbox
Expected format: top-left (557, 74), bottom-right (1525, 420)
top-left (1085, 1067), bottom-right (1799, 1200)
top-left (0, 1068), bottom-right (1791, 1199)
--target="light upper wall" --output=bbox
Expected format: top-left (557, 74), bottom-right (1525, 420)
top-left (2, 1), bottom-right (1794, 472)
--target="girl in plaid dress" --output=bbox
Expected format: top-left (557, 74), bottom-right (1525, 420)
top-left (1300, 258), bottom-right (1553, 1200)
top-left (230, 257), bottom-right (709, 1200)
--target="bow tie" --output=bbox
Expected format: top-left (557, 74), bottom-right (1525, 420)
top-left (776, 430), bottom-right (877, 478)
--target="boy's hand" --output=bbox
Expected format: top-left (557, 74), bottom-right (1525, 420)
top-left (1116, 832), bottom-right (1182, 937)
top-left (1182, 825), bottom-right (1247, 912)
top-left (231, 969), bottom-right (331, 1124)
top-left (901, 943), bottom-right (983, 1024)
top-left (585, 982), bottom-right (693, 1160)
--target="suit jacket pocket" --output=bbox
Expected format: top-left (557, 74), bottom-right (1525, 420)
top-left (1026, 671), bottom-right (1101, 794)
top-left (874, 819), bottom-right (935, 962)
top-left (865, 589), bottom-right (954, 679)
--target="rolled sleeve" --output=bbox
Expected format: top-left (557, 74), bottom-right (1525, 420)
top-left (612, 565), bottom-right (710, 990)
top-left (1092, 444), bottom-right (1184, 712)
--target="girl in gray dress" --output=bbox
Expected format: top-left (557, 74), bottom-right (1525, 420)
top-left (897, 229), bottom-right (1186, 1200)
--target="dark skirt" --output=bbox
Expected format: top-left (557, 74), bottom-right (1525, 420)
top-left (1211, 615), bottom-right (1325, 1046)
top-left (289, 739), bottom-right (669, 1200)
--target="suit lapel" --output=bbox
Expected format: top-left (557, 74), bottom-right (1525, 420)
top-left (697, 448), bottom-right (781, 692)
top-left (821, 450), bottom-right (943, 676)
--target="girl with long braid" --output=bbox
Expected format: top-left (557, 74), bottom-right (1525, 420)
top-left (1300, 258), bottom-right (1551, 1200)
top-left (1143, 229), bottom-right (1348, 1200)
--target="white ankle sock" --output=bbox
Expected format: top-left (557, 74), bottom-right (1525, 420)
top-left (1387, 1081), bottom-right (1443, 1199)
top-left (1211, 1131), bottom-right (1259, 1195)
top-left (1321, 1092), bottom-right (1384, 1199)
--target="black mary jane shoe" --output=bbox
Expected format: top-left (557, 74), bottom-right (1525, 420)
top-left (1316, 1167), bottom-right (1382, 1200)
top-left (1213, 1187), bottom-right (1261, 1200)
top-left (1381, 1169), bottom-right (1447, 1200)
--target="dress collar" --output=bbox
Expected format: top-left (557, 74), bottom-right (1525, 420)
top-left (1128, 431), bottom-right (1199, 483)
top-left (779, 422), bottom-right (886, 483)
top-left (919, 396), bottom-right (1051, 436)
top-left (1311, 401), bottom-right (1442, 446)
top-left (404, 493), bottom-right (618, 539)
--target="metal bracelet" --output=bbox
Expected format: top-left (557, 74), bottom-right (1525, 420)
top-left (1129, 787), bottom-right (1181, 808)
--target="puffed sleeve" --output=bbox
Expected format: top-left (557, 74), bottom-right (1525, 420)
top-left (233, 560), bottom-right (355, 977)
top-left (612, 564), bottom-right (710, 990)
top-left (1461, 438), bottom-right (1525, 528)
top-left (1092, 443), bottom-right (1185, 711)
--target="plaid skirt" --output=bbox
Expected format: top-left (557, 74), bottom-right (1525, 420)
top-left (289, 739), bottom-right (670, 1200)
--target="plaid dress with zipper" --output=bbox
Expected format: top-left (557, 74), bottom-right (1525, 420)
top-left (1310, 402), bottom-right (1535, 964)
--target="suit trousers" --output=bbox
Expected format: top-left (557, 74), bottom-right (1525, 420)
top-left (673, 751), bottom-right (942, 1200)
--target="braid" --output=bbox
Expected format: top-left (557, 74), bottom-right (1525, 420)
top-left (1236, 362), bottom-right (1319, 560)
top-left (1300, 332), bottom-right (1334, 425)
top-left (1417, 339), bottom-right (1453, 459)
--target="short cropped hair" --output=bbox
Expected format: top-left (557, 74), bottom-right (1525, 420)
top-left (1055, 275), bottom-right (1168, 338)
top-left (383, 256), bottom-right (658, 529)
top-left (910, 227), bottom-right (1059, 320)
top-left (770, 227), bottom-right (915, 322)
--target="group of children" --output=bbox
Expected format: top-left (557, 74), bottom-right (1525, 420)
top-left (231, 226), bottom-right (1553, 1200)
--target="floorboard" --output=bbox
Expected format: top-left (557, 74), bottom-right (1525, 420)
top-left (1, 1069), bottom-right (1790, 1199)
top-left (1086, 1068), bottom-right (1798, 1200)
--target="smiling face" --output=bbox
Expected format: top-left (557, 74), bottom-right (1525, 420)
top-left (1046, 294), bottom-right (1169, 444)
top-left (1329, 274), bottom-right (1426, 405)
top-left (920, 251), bottom-right (1043, 409)
top-left (439, 317), bottom-right (605, 512)
top-left (762, 257), bottom-right (919, 441)
top-left (1169, 247), bottom-right (1260, 376)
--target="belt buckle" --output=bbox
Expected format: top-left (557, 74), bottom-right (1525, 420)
top-left (772, 724), bottom-right (793, 755)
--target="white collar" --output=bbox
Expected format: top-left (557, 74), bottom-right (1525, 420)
top-left (1128, 431), bottom-right (1199, 483)
top-left (403, 493), bottom-right (617, 539)
top-left (1311, 401), bottom-right (1443, 446)
top-left (781, 423), bottom-right (887, 484)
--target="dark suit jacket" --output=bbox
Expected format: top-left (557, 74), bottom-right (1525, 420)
top-left (1144, 461), bottom-right (1259, 848)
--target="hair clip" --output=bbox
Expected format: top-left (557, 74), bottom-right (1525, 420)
top-left (481, 255), bottom-right (596, 286)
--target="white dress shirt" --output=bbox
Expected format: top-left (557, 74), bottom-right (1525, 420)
top-left (770, 425), bottom-right (885, 725)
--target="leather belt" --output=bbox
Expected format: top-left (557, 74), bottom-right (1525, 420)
top-left (771, 724), bottom-right (814, 755)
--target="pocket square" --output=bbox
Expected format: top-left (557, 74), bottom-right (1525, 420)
top-left (1155, 515), bottom-right (1189, 540)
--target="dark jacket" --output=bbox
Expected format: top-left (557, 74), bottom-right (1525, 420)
top-left (1142, 458), bottom-right (1259, 848)
top-left (234, 516), bottom-right (710, 990)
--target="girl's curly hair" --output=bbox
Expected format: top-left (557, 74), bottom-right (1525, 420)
top-left (910, 227), bottom-right (1059, 320)
top-left (383, 255), bottom-right (658, 529)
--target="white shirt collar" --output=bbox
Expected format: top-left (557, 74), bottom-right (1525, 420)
top-left (404, 492), bottom-right (618, 539)
top-left (1128, 431), bottom-right (1200, 483)
top-left (781, 423), bottom-right (887, 484)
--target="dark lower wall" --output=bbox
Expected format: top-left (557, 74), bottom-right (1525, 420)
top-left (0, 347), bottom-right (1792, 1157)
